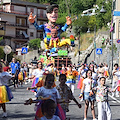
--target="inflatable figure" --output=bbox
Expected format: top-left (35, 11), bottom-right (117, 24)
top-left (28, 4), bottom-right (72, 48)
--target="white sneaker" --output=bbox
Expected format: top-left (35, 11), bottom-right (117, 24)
top-left (25, 82), bottom-right (27, 85)
top-left (2, 112), bottom-right (7, 118)
top-left (84, 118), bottom-right (87, 120)
top-left (93, 118), bottom-right (97, 120)
top-left (116, 95), bottom-right (119, 97)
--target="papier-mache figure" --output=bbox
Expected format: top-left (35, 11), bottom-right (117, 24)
top-left (28, 4), bottom-right (72, 50)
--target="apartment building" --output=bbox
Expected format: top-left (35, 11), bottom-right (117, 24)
top-left (113, 0), bottom-right (120, 41)
top-left (0, 0), bottom-right (48, 50)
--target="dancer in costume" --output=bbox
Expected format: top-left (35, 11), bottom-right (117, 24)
top-left (27, 71), bottom-right (56, 91)
top-left (24, 74), bottom-right (66, 120)
top-left (77, 64), bottom-right (86, 90)
top-left (0, 62), bottom-right (14, 118)
top-left (28, 4), bottom-right (72, 49)
top-left (65, 66), bottom-right (78, 93)
top-left (26, 62), bottom-right (44, 94)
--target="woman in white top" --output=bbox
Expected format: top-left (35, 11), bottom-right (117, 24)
top-left (79, 70), bottom-right (97, 120)
top-left (27, 62), bottom-right (44, 93)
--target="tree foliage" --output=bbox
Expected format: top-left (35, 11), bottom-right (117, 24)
top-left (29, 38), bottom-right (41, 49)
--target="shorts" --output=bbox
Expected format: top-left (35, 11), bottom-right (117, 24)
top-left (83, 92), bottom-right (95, 102)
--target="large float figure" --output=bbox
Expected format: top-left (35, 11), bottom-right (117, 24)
top-left (28, 4), bottom-right (72, 47)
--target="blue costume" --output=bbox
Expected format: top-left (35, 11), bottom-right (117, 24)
top-left (33, 22), bottom-right (68, 39)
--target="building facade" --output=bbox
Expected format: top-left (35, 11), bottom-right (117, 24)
top-left (113, 0), bottom-right (120, 41)
top-left (0, 0), bottom-right (47, 51)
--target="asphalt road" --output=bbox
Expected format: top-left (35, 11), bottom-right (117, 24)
top-left (0, 79), bottom-right (120, 120)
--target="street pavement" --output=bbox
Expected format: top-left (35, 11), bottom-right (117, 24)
top-left (0, 79), bottom-right (120, 120)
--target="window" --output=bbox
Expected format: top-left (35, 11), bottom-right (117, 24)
top-left (113, 0), bottom-right (116, 10)
top-left (30, 32), bottom-right (34, 37)
top-left (21, 19), bottom-right (26, 26)
top-left (40, 21), bottom-right (43, 25)
top-left (10, 5), bottom-right (14, 11)
top-left (16, 18), bottom-right (20, 25)
top-left (40, 10), bottom-right (43, 17)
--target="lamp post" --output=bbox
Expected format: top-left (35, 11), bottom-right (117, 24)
top-left (111, 0), bottom-right (114, 84)
top-left (90, 6), bottom-right (106, 62)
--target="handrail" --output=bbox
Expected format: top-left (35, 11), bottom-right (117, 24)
top-left (0, 9), bottom-right (29, 15)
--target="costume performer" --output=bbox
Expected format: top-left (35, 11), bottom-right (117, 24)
top-left (28, 4), bottom-right (72, 50)
top-left (65, 66), bottom-right (78, 93)
top-left (26, 62), bottom-right (44, 93)
top-left (0, 62), bottom-right (13, 118)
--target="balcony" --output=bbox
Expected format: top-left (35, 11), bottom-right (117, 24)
top-left (37, 14), bottom-right (47, 20)
top-left (0, 9), bottom-right (29, 16)
top-left (6, 22), bottom-right (29, 28)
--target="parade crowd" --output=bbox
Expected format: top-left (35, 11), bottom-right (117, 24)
top-left (0, 57), bottom-right (120, 120)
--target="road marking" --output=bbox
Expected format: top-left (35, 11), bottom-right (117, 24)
top-left (108, 94), bottom-right (120, 103)
top-left (111, 100), bottom-right (117, 103)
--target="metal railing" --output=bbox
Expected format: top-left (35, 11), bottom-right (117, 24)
top-left (6, 22), bottom-right (29, 28)
top-left (0, 9), bottom-right (29, 15)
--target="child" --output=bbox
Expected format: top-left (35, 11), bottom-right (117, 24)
top-left (79, 70), bottom-right (97, 120)
top-left (56, 74), bottom-right (81, 116)
top-left (40, 99), bottom-right (60, 120)
top-left (27, 71), bottom-right (56, 91)
top-left (90, 77), bottom-right (120, 120)
top-left (24, 74), bottom-right (65, 120)
top-left (0, 62), bottom-right (14, 118)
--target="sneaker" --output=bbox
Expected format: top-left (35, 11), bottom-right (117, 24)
top-left (2, 112), bottom-right (7, 118)
top-left (116, 95), bottom-right (119, 97)
top-left (84, 118), bottom-right (87, 120)
top-left (93, 118), bottom-right (97, 120)
top-left (25, 82), bottom-right (27, 85)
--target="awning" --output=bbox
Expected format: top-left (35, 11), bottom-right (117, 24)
top-left (22, 31), bottom-right (29, 38)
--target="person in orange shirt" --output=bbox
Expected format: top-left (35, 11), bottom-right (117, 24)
top-left (65, 66), bottom-right (78, 93)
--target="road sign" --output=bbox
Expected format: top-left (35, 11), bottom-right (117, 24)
top-left (21, 47), bottom-right (28, 54)
top-left (96, 48), bottom-right (102, 55)
top-left (114, 11), bottom-right (120, 16)
top-left (117, 39), bottom-right (120, 44)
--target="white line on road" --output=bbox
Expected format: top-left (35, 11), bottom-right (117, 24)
top-left (108, 94), bottom-right (120, 103)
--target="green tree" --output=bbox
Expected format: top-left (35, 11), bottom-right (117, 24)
top-left (29, 38), bottom-right (41, 50)
top-left (0, 47), bottom-right (4, 59)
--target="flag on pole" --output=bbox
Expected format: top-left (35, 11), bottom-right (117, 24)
top-left (110, 18), bottom-right (114, 32)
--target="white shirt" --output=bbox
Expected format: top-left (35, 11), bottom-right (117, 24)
top-left (40, 115), bottom-right (60, 120)
top-left (83, 78), bottom-right (96, 92)
top-left (47, 67), bottom-right (56, 73)
top-left (0, 72), bottom-right (12, 85)
top-left (36, 87), bottom-right (61, 103)
top-left (114, 71), bottom-right (120, 80)
top-left (32, 69), bottom-right (44, 78)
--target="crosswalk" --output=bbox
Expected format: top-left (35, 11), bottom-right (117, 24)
top-left (109, 94), bottom-right (120, 103)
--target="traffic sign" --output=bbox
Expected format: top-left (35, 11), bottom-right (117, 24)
top-left (117, 39), bottom-right (120, 44)
top-left (96, 48), bottom-right (102, 55)
top-left (21, 47), bottom-right (28, 54)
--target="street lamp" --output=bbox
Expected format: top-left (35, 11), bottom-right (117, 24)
top-left (90, 6), bottom-right (106, 62)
